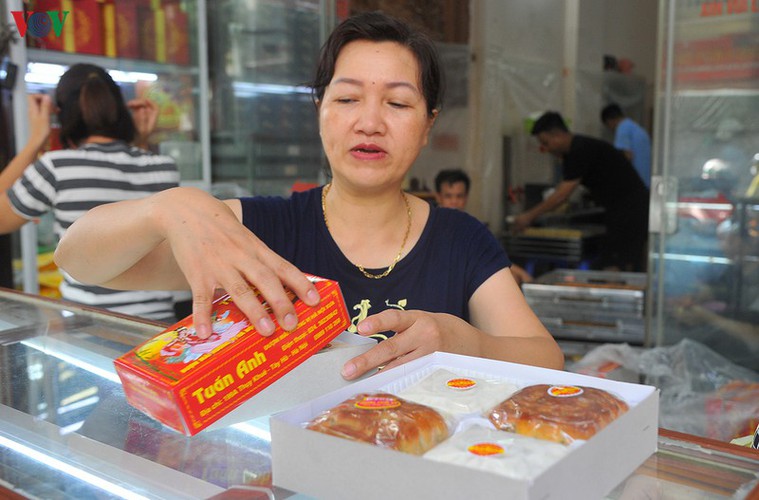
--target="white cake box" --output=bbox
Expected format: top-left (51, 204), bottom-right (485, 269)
top-left (271, 352), bottom-right (659, 500)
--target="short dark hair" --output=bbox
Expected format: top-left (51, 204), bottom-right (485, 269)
top-left (435, 169), bottom-right (470, 193)
top-left (531, 111), bottom-right (569, 135)
top-left (56, 63), bottom-right (136, 148)
top-left (310, 11), bottom-right (444, 117)
top-left (601, 103), bottom-right (624, 123)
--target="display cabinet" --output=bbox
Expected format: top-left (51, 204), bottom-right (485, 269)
top-left (7, 0), bottom-right (210, 294)
top-left (0, 288), bottom-right (756, 499)
top-left (206, 0), bottom-right (326, 198)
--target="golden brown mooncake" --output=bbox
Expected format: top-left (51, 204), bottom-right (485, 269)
top-left (306, 392), bottom-right (449, 455)
top-left (487, 384), bottom-right (629, 444)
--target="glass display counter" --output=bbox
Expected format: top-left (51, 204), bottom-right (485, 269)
top-left (0, 288), bottom-right (756, 499)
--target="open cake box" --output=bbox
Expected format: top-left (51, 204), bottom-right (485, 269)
top-left (271, 352), bottom-right (659, 500)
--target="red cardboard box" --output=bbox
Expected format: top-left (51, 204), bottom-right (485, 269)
top-left (114, 275), bottom-right (350, 436)
top-left (114, 0), bottom-right (140, 58)
top-left (163, 0), bottom-right (190, 65)
top-left (67, 0), bottom-right (105, 55)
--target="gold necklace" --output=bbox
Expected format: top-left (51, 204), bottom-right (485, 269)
top-left (321, 183), bottom-right (412, 279)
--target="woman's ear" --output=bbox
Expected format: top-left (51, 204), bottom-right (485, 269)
top-left (428, 108), bottom-right (439, 128)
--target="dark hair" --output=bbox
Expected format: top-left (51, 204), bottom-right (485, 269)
top-left (435, 168), bottom-right (470, 193)
top-left (601, 103), bottom-right (624, 123)
top-left (56, 63), bottom-right (136, 147)
top-left (531, 111), bottom-right (569, 135)
top-left (310, 11), bottom-right (443, 117)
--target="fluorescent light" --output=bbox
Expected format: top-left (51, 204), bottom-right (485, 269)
top-left (0, 435), bottom-right (149, 500)
top-left (107, 70), bottom-right (158, 83)
top-left (25, 63), bottom-right (157, 86)
top-left (25, 62), bottom-right (65, 85)
top-left (232, 81), bottom-right (311, 97)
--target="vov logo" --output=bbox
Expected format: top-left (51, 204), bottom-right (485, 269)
top-left (10, 10), bottom-right (70, 38)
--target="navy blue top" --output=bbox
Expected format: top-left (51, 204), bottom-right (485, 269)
top-left (240, 187), bottom-right (510, 339)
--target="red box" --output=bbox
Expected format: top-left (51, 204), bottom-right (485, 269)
top-left (114, 275), bottom-right (350, 436)
top-left (114, 0), bottom-right (140, 58)
top-left (67, 0), bottom-right (105, 55)
top-left (25, 0), bottom-right (66, 51)
top-left (163, 0), bottom-right (190, 65)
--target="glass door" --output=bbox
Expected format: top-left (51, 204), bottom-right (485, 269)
top-left (650, 1), bottom-right (759, 374)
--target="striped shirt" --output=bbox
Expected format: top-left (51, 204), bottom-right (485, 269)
top-left (8, 141), bottom-right (180, 321)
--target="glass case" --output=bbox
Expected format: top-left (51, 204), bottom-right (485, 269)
top-left (0, 288), bottom-right (274, 498)
top-left (0, 288), bottom-right (756, 499)
top-left (649, 1), bottom-right (759, 373)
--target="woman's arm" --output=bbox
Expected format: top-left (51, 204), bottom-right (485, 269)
top-left (342, 268), bottom-right (564, 379)
top-left (55, 187), bottom-right (319, 338)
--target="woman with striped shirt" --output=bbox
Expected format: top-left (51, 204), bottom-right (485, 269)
top-left (0, 63), bottom-right (179, 322)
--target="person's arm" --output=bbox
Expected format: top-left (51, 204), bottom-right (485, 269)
top-left (0, 94), bottom-right (53, 193)
top-left (0, 95), bottom-right (55, 235)
top-left (55, 186), bottom-right (320, 338)
top-left (512, 178), bottom-right (580, 233)
top-left (341, 268), bottom-right (564, 379)
top-left (127, 98), bottom-right (159, 151)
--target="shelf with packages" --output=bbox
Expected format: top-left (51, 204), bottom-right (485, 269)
top-left (0, 288), bottom-right (756, 499)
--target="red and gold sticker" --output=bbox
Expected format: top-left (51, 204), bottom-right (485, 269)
top-left (547, 385), bottom-right (584, 398)
top-left (446, 377), bottom-right (477, 391)
top-left (467, 442), bottom-right (505, 457)
top-left (354, 396), bottom-right (402, 410)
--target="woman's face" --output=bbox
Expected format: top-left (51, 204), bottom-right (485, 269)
top-left (319, 40), bottom-right (436, 191)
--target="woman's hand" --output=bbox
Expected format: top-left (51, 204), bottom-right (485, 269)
top-left (127, 98), bottom-right (159, 149)
top-left (151, 189), bottom-right (321, 339)
top-left (27, 94), bottom-right (54, 149)
top-left (341, 310), bottom-right (475, 380)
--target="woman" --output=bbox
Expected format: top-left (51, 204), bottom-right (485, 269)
top-left (0, 63), bottom-right (179, 321)
top-left (55, 13), bottom-right (563, 377)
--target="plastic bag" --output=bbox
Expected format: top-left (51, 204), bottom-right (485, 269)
top-left (568, 339), bottom-right (759, 441)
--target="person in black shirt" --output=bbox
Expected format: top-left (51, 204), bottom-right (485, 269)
top-left (513, 111), bottom-right (649, 271)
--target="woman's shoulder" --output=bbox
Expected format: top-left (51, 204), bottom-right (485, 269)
top-left (239, 187), bottom-right (322, 220)
top-left (430, 205), bottom-right (488, 231)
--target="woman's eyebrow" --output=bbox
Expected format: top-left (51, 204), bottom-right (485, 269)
top-left (331, 77), bottom-right (419, 94)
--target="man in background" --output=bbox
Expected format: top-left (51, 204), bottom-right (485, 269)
top-left (435, 168), bottom-right (533, 284)
top-left (434, 168), bottom-right (469, 210)
top-left (601, 103), bottom-right (652, 189)
top-left (513, 111), bottom-right (649, 272)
